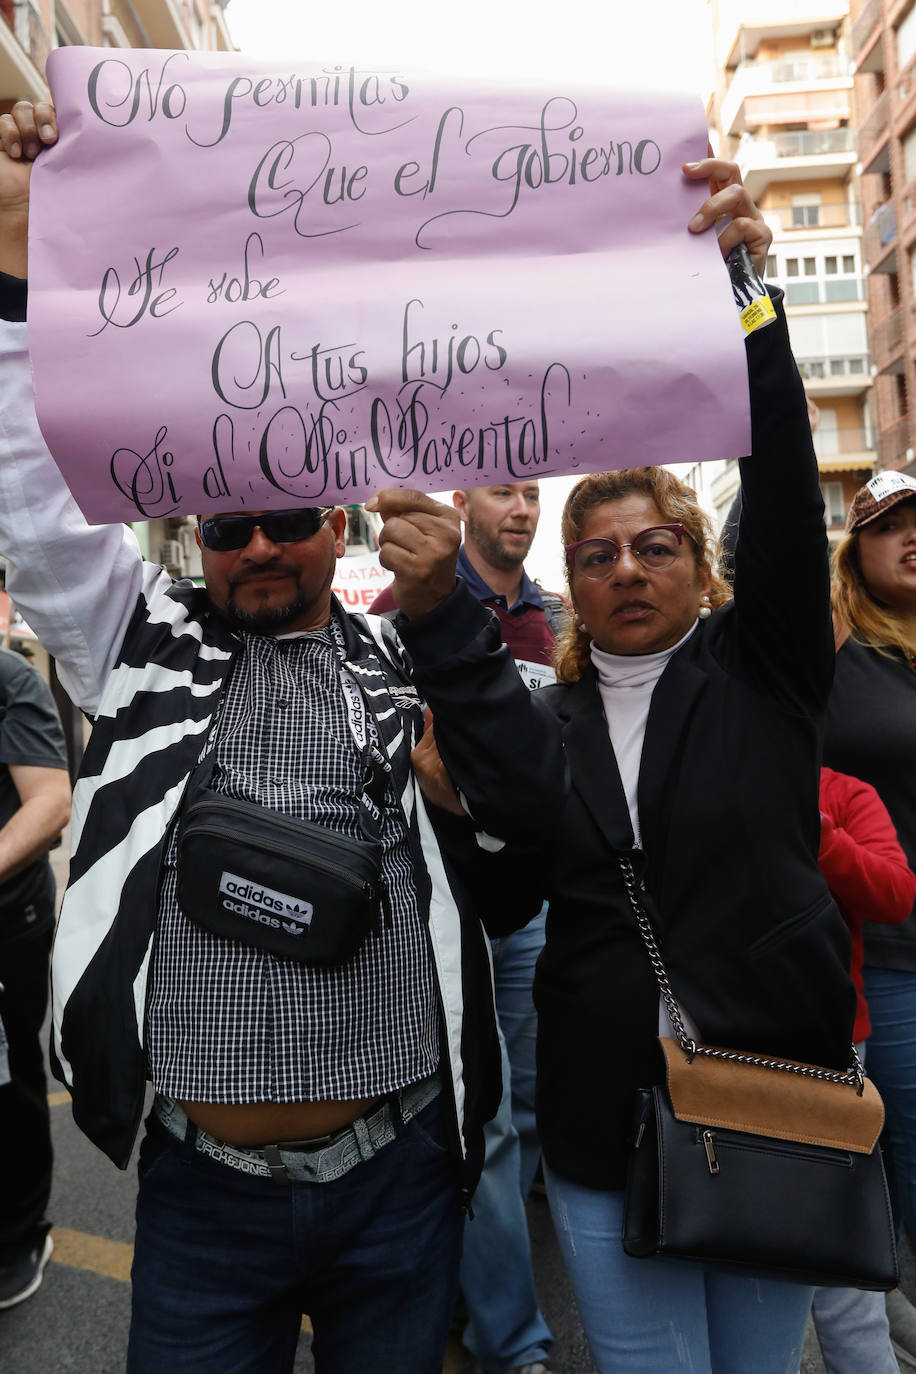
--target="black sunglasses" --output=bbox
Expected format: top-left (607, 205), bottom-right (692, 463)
top-left (197, 508), bottom-right (333, 553)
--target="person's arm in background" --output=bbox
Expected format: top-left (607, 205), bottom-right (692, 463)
top-left (819, 768), bottom-right (916, 927)
top-left (0, 764), bottom-right (70, 881)
top-left (0, 652), bottom-right (70, 885)
top-left (0, 102), bottom-right (147, 715)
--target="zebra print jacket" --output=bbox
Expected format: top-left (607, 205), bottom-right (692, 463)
top-left (0, 317), bottom-right (565, 1178)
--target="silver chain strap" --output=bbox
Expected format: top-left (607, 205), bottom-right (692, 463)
top-left (618, 855), bottom-right (865, 1093)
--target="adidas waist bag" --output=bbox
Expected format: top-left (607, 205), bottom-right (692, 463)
top-left (177, 783), bottom-right (383, 966)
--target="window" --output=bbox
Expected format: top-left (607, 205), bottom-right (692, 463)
top-left (898, 4), bottom-right (916, 73)
top-left (843, 255), bottom-right (855, 273)
top-left (786, 258), bottom-right (800, 277)
top-left (786, 282), bottom-right (821, 304)
top-left (766, 254), bottom-right (778, 278)
top-left (825, 256), bottom-right (838, 274)
top-left (820, 482), bottom-right (845, 527)
top-left (904, 124), bottom-right (916, 185)
top-left (791, 193), bottom-right (822, 228)
top-left (825, 280), bottom-right (860, 302)
top-left (804, 258), bottom-right (817, 276)
top-left (815, 409), bottom-right (839, 456)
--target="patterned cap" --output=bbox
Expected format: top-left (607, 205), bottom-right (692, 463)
top-left (845, 471), bottom-right (916, 533)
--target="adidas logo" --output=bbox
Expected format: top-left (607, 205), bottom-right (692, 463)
top-left (219, 871), bottom-right (313, 927)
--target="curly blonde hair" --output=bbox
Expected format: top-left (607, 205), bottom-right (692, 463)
top-left (832, 525), bottom-right (916, 662)
top-left (555, 468), bottom-right (731, 684)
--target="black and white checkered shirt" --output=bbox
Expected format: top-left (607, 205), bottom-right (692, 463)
top-left (145, 623), bottom-right (439, 1103)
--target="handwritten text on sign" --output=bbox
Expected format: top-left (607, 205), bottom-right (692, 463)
top-left (28, 48), bottom-right (751, 524)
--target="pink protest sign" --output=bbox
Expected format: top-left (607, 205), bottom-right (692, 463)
top-left (28, 46), bottom-right (751, 524)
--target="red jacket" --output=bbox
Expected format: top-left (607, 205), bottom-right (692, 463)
top-left (818, 767), bottom-right (916, 1041)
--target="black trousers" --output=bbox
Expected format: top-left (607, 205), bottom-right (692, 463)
top-left (0, 924), bottom-right (53, 1257)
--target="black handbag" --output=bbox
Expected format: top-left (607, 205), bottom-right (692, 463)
top-left (618, 855), bottom-right (899, 1291)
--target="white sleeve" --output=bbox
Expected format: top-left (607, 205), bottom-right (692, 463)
top-left (0, 318), bottom-right (146, 714)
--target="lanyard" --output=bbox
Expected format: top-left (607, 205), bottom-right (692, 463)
top-left (328, 613), bottom-right (389, 842)
top-left (200, 616), bottom-right (390, 845)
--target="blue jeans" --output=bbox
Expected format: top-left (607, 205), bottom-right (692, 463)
top-left (127, 1093), bottom-right (463, 1373)
top-left (545, 1167), bottom-right (814, 1374)
top-left (810, 1286), bottom-right (898, 1374)
top-left (461, 909), bottom-right (552, 1372)
top-left (809, 1041), bottom-right (898, 1374)
top-left (861, 966), bottom-right (916, 1241)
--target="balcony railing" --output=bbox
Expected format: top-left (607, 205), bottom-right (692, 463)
top-left (877, 417), bottom-right (912, 468)
top-left (813, 427), bottom-right (873, 457)
top-left (858, 90), bottom-right (890, 165)
top-left (797, 356), bottom-right (869, 382)
top-left (774, 128), bottom-right (857, 158)
top-left (764, 203), bottom-right (862, 232)
top-left (0, 0), bottom-right (51, 76)
top-left (734, 55), bottom-right (850, 85)
top-left (864, 204), bottom-right (897, 262)
top-left (853, 0), bottom-right (881, 56)
top-left (873, 306), bottom-right (905, 369)
top-left (738, 129), bottom-right (857, 180)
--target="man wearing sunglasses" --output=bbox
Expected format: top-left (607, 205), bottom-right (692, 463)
top-left (0, 103), bottom-right (566, 1374)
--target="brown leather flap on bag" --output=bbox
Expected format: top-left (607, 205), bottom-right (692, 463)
top-left (660, 1037), bottom-right (884, 1154)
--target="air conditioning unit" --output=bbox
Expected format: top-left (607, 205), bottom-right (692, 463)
top-left (159, 539), bottom-right (183, 571)
top-left (810, 28), bottom-right (835, 48)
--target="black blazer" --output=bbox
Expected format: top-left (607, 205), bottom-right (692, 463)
top-left (529, 298), bottom-right (856, 1190)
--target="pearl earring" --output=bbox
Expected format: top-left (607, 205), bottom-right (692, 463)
top-left (698, 596), bottom-right (712, 621)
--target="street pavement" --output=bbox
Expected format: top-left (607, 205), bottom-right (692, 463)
top-left (3, 840), bottom-right (914, 1372)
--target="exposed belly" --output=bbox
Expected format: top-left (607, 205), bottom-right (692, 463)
top-left (180, 1095), bottom-right (383, 1146)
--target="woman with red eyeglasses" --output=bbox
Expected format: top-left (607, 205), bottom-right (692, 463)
top-left (514, 164), bottom-right (856, 1372)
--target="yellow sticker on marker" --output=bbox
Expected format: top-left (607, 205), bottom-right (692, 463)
top-left (739, 295), bottom-right (777, 336)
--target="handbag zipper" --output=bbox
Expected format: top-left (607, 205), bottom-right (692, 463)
top-left (182, 815), bottom-right (378, 898)
top-left (699, 1127), bottom-right (853, 1176)
top-left (185, 792), bottom-right (377, 862)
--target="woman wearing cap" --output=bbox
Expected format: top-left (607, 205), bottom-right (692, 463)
top-left (824, 471), bottom-right (916, 1365)
top-left (419, 160), bottom-right (857, 1373)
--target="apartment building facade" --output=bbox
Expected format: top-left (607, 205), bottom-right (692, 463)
top-left (853, 0), bottom-right (916, 481)
top-left (1, 1), bottom-right (233, 102)
top-left (705, 1), bottom-right (874, 537)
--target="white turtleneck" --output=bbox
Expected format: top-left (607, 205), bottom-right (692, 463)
top-left (590, 621), bottom-right (697, 848)
top-left (590, 622), bottom-right (702, 1043)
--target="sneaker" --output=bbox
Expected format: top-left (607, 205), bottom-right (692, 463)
top-left (510, 1363), bottom-right (554, 1374)
top-left (887, 1288), bottom-right (916, 1371)
top-left (0, 1234), bottom-right (53, 1309)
